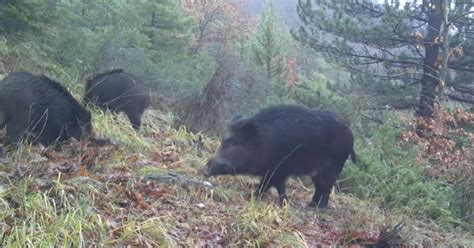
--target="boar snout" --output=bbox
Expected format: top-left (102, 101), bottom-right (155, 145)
top-left (202, 159), bottom-right (215, 177)
top-left (202, 157), bottom-right (234, 176)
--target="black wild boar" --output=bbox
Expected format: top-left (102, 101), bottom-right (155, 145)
top-left (83, 69), bottom-right (150, 130)
top-left (203, 105), bottom-right (356, 208)
top-left (0, 72), bottom-right (93, 146)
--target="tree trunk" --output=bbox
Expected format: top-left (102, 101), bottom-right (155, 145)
top-left (437, 0), bottom-right (451, 101)
top-left (267, 56), bottom-right (272, 79)
top-left (417, 0), bottom-right (443, 118)
top-left (82, 0), bottom-right (87, 17)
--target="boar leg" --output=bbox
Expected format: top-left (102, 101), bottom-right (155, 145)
top-left (274, 179), bottom-right (288, 205)
top-left (309, 163), bottom-right (344, 208)
top-left (6, 125), bottom-right (23, 144)
top-left (254, 174), bottom-right (288, 204)
top-left (6, 116), bottom-right (29, 145)
top-left (254, 176), bottom-right (272, 198)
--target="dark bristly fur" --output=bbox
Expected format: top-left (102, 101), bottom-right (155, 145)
top-left (203, 104), bottom-right (356, 208)
top-left (85, 69), bottom-right (125, 89)
top-left (0, 72), bottom-right (92, 146)
top-left (84, 69), bottom-right (150, 130)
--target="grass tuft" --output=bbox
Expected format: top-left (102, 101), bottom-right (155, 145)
top-left (0, 109), bottom-right (473, 247)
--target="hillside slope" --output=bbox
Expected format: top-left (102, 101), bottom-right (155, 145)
top-left (0, 109), bottom-right (472, 247)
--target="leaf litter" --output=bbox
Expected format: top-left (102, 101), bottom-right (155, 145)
top-left (0, 114), bottom-right (472, 247)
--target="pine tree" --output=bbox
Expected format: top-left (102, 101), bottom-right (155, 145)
top-left (252, 2), bottom-right (289, 80)
top-left (141, 0), bottom-right (194, 53)
top-left (0, 0), bottom-right (53, 35)
top-left (296, 0), bottom-right (474, 118)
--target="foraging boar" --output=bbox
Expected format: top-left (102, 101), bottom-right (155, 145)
top-left (84, 69), bottom-right (150, 130)
top-left (203, 105), bottom-right (356, 208)
top-left (0, 72), bottom-right (92, 146)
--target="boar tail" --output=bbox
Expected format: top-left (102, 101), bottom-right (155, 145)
top-left (350, 149), bottom-right (357, 164)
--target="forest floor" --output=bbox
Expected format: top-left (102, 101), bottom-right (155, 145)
top-left (0, 110), bottom-right (473, 247)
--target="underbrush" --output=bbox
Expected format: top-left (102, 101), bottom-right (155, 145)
top-left (342, 111), bottom-right (473, 231)
top-left (1, 108), bottom-right (473, 246)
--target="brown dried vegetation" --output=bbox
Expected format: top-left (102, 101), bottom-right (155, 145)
top-left (400, 106), bottom-right (473, 182)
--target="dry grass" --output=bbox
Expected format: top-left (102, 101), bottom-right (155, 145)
top-left (0, 109), bottom-right (473, 247)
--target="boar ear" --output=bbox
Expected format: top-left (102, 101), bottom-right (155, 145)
top-left (229, 119), bottom-right (258, 137)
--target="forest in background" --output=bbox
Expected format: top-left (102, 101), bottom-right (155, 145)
top-left (0, 0), bottom-right (473, 246)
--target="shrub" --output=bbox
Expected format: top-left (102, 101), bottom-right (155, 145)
top-left (341, 113), bottom-right (461, 227)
